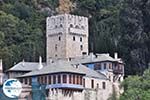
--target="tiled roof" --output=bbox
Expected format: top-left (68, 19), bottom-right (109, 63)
top-left (70, 53), bottom-right (119, 64)
top-left (7, 62), bottom-right (46, 72)
top-left (20, 61), bottom-right (107, 80)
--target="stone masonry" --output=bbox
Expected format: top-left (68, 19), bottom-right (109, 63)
top-left (46, 14), bottom-right (89, 62)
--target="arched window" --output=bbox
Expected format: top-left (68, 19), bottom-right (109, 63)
top-left (102, 82), bottom-right (106, 89)
top-left (70, 24), bottom-right (73, 28)
top-left (91, 79), bottom-right (94, 88)
top-left (75, 25), bottom-right (79, 28)
top-left (80, 37), bottom-right (82, 42)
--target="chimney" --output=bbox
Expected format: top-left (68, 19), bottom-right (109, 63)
top-left (89, 52), bottom-right (94, 60)
top-left (0, 59), bottom-right (3, 85)
top-left (22, 59), bottom-right (25, 66)
top-left (38, 56), bottom-right (43, 70)
top-left (114, 52), bottom-right (118, 59)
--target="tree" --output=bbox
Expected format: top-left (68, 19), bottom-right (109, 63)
top-left (119, 0), bottom-right (150, 75)
top-left (120, 69), bottom-right (150, 100)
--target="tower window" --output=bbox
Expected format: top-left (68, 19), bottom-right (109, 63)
top-left (60, 24), bottom-right (63, 28)
top-left (80, 37), bottom-right (82, 42)
top-left (55, 54), bottom-right (57, 57)
top-left (70, 24), bottom-right (73, 28)
top-left (73, 36), bottom-right (75, 41)
top-left (55, 44), bottom-right (57, 51)
top-left (75, 25), bottom-right (79, 29)
top-left (59, 36), bottom-right (61, 41)
top-left (55, 25), bottom-right (58, 28)
top-left (81, 26), bottom-right (85, 29)
top-left (80, 45), bottom-right (83, 51)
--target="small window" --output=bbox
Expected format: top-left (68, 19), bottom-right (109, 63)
top-left (55, 54), bottom-right (57, 57)
top-left (82, 52), bottom-right (87, 55)
top-left (44, 76), bottom-right (47, 84)
top-left (53, 75), bottom-right (56, 84)
top-left (41, 76), bottom-right (44, 84)
top-left (55, 44), bottom-right (57, 51)
top-left (80, 45), bottom-right (83, 51)
top-left (58, 75), bottom-right (61, 83)
top-left (109, 63), bottom-right (112, 69)
top-left (80, 76), bottom-right (82, 85)
top-left (73, 75), bottom-right (75, 84)
top-left (77, 76), bottom-right (79, 84)
top-left (73, 36), bottom-right (75, 41)
top-left (83, 79), bottom-right (85, 87)
top-left (91, 79), bottom-right (94, 88)
top-left (81, 26), bottom-right (85, 29)
top-left (25, 78), bottom-right (27, 84)
top-left (97, 83), bottom-right (99, 88)
top-left (59, 36), bottom-right (61, 41)
top-left (102, 82), bottom-right (106, 89)
top-left (55, 25), bottom-right (58, 28)
top-left (104, 63), bottom-right (107, 69)
top-left (63, 75), bottom-right (67, 83)
top-left (75, 25), bottom-right (79, 28)
top-left (60, 24), bottom-right (63, 27)
top-left (49, 75), bottom-right (51, 84)
top-left (69, 74), bottom-right (72, 84)
top-left (80, 37), bottom-right (82, 42)
top-left (70, 24), bottom-right (73, 28)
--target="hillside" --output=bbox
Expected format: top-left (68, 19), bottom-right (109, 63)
top-left (0, 0), bottom-right (150, 75)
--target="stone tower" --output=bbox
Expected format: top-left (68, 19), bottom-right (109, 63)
top-left (0, 59), bottom-right (3, 85)
top-left (46, 14), bottom-right (89, 62)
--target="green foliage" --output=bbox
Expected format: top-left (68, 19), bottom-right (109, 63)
top-left (74, 0), bottom-right (123, 54)
top-left (120, 69), bottom-right (150, 100)
top-left (119, 0), bottom-right (150, 75)
top-left (0, 0), bottom-right (56, 70)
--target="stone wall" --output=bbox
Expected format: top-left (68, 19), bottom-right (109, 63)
top-left (46, 14), bottom-right (89, 61)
